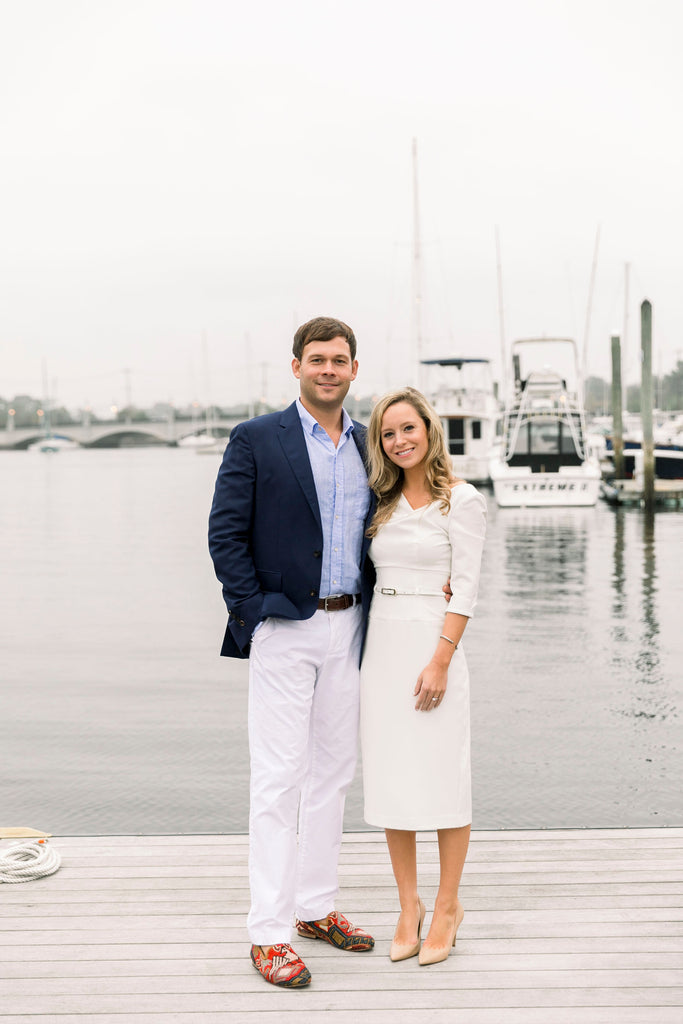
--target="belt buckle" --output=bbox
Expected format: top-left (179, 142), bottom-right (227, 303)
top-left (380, 587), bottom-right (397, 595)
top-left (322, 595), bottom-right (338, 611)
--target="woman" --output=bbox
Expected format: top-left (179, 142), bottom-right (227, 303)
top-left (360, 387), bottom-right (486, 965)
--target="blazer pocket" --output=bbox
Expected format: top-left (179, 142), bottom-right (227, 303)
top-left (256, 569), bottom-right (282, 592)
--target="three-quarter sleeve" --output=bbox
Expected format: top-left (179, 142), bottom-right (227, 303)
top-left (446, 485), bottom-right (487, 618)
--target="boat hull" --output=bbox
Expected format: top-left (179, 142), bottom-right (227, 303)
top-left (27, 436), bottom-right (80, 452)
top-left (450, 454), bottom-right (492, 485)
top-left (490, 463), bottom-right (601, 507)
top-left (604, 441), bottom-right (683, 480)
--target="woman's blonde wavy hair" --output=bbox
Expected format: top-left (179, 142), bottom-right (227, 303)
top-left (366, 387), bottom-right (456, 537)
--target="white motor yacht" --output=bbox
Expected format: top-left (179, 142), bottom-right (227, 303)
top-left (421, 357), bottom-right (502, 484)
top-left (489, 338), bottom-right (601, 507)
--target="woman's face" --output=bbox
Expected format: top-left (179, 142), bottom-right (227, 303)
top-left (380, 401), bottom-right (429, 472)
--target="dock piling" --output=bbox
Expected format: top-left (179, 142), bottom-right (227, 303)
top-left (610, 334), bottom-right (624, 479)
top-left (641, 300), bottom-right (655, 512)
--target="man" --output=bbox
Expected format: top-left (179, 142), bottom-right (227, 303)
top-left (209, 316), bottom-right (376, 988)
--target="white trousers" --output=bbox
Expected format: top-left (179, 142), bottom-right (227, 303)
top-left (246, 604), bottom-right (363, 945)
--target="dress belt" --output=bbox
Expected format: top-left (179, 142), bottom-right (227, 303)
top-left (373, 586), bottom-right (445, 597)
top-left (317, 593), bottom-right (362, 611)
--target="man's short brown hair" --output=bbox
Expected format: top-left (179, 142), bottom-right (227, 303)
top-left (292, 316), bottom-right (357, 362)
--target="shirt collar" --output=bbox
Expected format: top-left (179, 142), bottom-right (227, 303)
top-left (296, 398), bottom-right (354, 437)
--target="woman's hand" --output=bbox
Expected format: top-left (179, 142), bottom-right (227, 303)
top-left (414, 660), bottom-right (448, 711)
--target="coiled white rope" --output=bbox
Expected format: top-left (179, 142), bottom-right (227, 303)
top-left (0, 840), bottom-right (61, 883)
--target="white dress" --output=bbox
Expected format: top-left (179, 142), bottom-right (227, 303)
top-left (360, 483), bottom-right (487, 830)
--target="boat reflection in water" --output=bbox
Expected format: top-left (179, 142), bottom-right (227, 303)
top-left (469, 499), bottom-right (679, 829)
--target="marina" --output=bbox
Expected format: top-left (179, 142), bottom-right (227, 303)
top-left (2, 828), bottom-right (682, 1021)
top-left (2, 447), bottom-right (681, 836)
top-left (2, 424), bottom-right (681, 1019)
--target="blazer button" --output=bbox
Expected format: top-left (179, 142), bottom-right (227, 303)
top-left (313, 550), bottom-right (321, 558)
top-left (309, 590), bottom-right (317, 597)
top-left (239, 619), bottom-right (246, 627)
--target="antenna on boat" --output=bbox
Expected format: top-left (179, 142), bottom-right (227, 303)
top-left (623, 260), bottom-right (630, 386)
top-left (202, 329), bottom-right (213, 438)
top-left (581, 224), bottom-right (601, 390)
top-left (495, 225), bottom-right (507, 396)
top-left (412, 137), bottom-right (423, 389)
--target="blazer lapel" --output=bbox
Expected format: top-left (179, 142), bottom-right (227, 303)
top-left (278, 402), bottom-right (322, 528)
top-left (351, 419), bottom-right (368, 469)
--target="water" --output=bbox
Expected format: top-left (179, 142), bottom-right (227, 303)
top-left (1, 448), bottom-right (681, 834)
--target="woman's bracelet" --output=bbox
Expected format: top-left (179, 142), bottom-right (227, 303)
top-left (439, 634), bottom-right (458, 648)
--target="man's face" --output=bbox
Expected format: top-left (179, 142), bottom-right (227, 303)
top-left (292, 337), bottom-right (358, 414)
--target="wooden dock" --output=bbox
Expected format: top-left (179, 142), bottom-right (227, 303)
top-left (2, 828), bottom-right (682, 1022)
top-left (601, 478), bottom-right (683, 507)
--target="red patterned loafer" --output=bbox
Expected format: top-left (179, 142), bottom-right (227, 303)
top-left (250, 943), bottom-right (312, 987)
top-left (295, 911), bottom-right (375, 951)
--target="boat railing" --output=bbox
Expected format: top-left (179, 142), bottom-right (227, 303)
top-left (503, 375), bottom-right (589, 463)
top-left (431, 388), bottom-right (497, 415)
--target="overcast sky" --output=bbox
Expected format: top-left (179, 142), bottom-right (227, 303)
top-left (2, 0), bottom-right (682, 414)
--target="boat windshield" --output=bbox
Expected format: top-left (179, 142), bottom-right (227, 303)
top-left (509, 417), bottom-right (583, 468)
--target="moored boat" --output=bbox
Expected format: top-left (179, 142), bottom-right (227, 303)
top-left (27, 434), bottom-right (80, 452)
top-left (489, 338), bottom-right (601, 507)
top-left (603, 413), bottom-right (683, 480)
top-left (421, 357), bottom-right (502, 484)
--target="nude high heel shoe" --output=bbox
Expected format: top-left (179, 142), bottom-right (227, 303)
top-left (418, 902), bottom-right (464, 966)
top-left (390, 897), bottom-right (426, 962)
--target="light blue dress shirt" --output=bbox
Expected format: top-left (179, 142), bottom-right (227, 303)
top-left (296, 399), bottom-right (370, 599)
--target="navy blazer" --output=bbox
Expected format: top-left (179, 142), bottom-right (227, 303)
top-left (208, 401), bottom-right (376, 659)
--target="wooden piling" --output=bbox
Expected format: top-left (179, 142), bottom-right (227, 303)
top-left (610, 334), bottom-right (624, 479)
top-left (640, 300), bottom-right (655, 511)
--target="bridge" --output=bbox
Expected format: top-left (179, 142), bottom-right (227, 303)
top-left (0, 417), bottom-right (240, 450)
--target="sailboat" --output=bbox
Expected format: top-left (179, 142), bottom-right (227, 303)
top-left (27, 364), bottom-right (80, 451)
top-left (409, 141), bottom-right (500, 482)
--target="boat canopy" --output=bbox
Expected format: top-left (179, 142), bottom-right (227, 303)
top-left (420, 358), bottom-right (490, 368)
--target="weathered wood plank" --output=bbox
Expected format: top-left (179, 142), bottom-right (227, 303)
top-left (3, 967), bottom-right (683, 997)
top-left (38, 826), bottom-right (683, 843)
top-left (3, 904), bottom-right (682, 931)
top-left (2, 920), bottom-right (682, 946)
top-left (16, 847), bottom-right (678, 871)
top-left (5, 866), bottom-right (681, 888)
top-left (33, 834), bottom-right (683, 854)
top-left (4, 934), bottom-right (683, 963)
top-left (13, 860), bottom-right (679, 880)
top-left (3, 880), bottom-right (681, 905)
top-left (1, 986), bottom-right (683, 1013)
top-left (2, 1013), bottom-right (682, 1024)
top-left (3, 894), bottom-right (681, 918)
top-left (2, 1011), bottom-right (681, 1024)
top-left (2, 950), bottom-right (683, 979)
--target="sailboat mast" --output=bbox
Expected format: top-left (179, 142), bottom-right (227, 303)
top-left (623, 260), bottom-right (630, 387)
top-left (495, 226), bottom-right (507, 396)
top-left (202, 330), bottom-right (213, 438)
top-left (411, 138), bottom-right (423, 389)
top-left (581, 224), bottom-right (601, 389)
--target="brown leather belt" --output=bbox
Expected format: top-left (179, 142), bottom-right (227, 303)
top-left (317, 593), bottom-right (361, 612)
